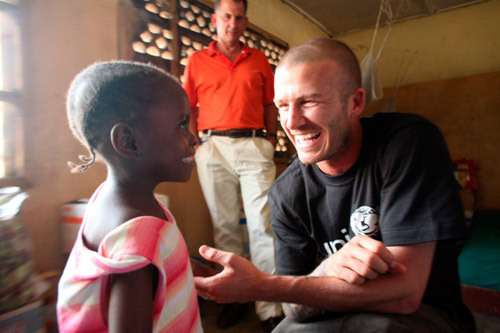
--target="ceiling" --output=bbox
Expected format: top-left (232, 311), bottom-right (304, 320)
top-left (281, 0), bottom-right (489, 37)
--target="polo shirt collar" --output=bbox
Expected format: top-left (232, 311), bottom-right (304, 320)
top-left (208, 41), bottom-right (252, 57)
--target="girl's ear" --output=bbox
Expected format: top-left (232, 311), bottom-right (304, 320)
top-left (110, 122), bottom-right (141, 158)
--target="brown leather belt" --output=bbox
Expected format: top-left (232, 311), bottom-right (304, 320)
top-left (203, 128), bottom-right (268, 139)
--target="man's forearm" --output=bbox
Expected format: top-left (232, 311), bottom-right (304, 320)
top-left (257, 239), bottom-right (434, 322)
top-left (256, 268), bottom-right (421, 322)
top-left (280, 275), bottom-right (328, 322)
top-left (195, 243), bottom-right (432, 322)
top-left (279, 258), bottom-right (335, 321)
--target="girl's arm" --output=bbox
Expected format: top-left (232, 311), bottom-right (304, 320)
top-left (108, 264), bottom-right (158, 333)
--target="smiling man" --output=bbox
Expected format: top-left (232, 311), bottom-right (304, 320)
top-left (273, 45), bottom-right (362, 174)
top-left (194, 38), bottom-right (475, 332)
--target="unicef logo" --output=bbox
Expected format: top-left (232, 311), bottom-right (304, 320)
top-left (350, 206), bottom-right (379, 237)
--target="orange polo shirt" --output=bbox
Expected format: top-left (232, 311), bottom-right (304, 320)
top-left (182, 41), bottom-right (275, 131)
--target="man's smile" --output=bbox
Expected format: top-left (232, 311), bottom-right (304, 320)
top-left (293, 132), bottom-right (321, 149)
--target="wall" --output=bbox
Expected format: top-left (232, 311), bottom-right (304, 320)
top-left (336, 0), bottom-right (500, 87)
top-left (364, 71), bottom-right (500, 209)
top-left (21, 0), bottom-right (118, 273)
top-left (247, 0), bottom-right (326, 47)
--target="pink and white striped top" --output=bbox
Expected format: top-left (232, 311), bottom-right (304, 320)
top-left (57, 187), bottom-right (202, 332)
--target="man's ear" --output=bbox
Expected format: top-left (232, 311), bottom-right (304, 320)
top-left (350, 88), bottom-right (366, 119)
top-left (210, 12), bottom-right (217, 27)
top-left (110, 122), bottom-right (140, 158)
top-left (242, 15), bottom-right (248, 30)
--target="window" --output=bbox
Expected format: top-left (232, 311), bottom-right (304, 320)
top-left (0, 0), bottom-right (23, 179)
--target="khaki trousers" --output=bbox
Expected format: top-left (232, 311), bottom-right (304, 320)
top-left (195, 135), bottom-right (281, 320)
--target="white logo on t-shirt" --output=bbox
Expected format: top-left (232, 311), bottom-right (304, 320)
top-left (322, 207), bottom-right (380, 256)
top-left (350, 206), bottom-right (379, 237)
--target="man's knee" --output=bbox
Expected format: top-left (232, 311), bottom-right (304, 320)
top-left (340, 312), bottom-right (409, 332)
top-left (273, 309), bottom-right (458, 333)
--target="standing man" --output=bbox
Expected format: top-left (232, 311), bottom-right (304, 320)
top-left (193, 38), bottom-right (475, 332)
top-left (182, 0), bottom-right (282, 330)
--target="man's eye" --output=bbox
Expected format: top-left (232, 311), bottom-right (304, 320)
top-left (303, 100), bottom-right (316, 107)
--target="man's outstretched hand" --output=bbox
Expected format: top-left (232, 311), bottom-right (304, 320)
top-left (193, 245), bottom-right (267, 303)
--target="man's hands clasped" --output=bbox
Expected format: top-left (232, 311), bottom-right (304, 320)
top-left (314, 235), bottom-right (407, 284)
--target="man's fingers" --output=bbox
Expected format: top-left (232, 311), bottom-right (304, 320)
top-left (343, 240), bottom-right (388, 275)
top-left (194, 275), bottom-right (211, 289)
top-left (334, 266), bottom-right (367, 285)
top-left (388, 262), bottom-right (407, 274)
top-left (194, 276), bottom-right (211, 299)
top-left (194, 275), bottom-right (218, 299)
top-left (321, 252), bottom-right (374, 283)
top-left (194, 275), bottom-right (235, 304)
top-left (352, 236), bottom-right (397, 273)
top-left (199, 245), bottom-right (228, 266)
top-left (199, 245), bottom-right (215, 259)
top-left (357, 236), bottom-right (395, 263)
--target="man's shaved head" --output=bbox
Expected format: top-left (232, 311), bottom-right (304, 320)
top-left (277, 38), bottom-right (361, 100)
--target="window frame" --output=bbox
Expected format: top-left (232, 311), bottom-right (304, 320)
top-left (0, 0), bottom-right (26, 187)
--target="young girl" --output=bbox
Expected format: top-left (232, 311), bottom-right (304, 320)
top-left (57, 61), bottom-right (202, 332)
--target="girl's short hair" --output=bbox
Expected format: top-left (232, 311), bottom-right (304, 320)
top-left (66, 60), bottom-right (180, 172)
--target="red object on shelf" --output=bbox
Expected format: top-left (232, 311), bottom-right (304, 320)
top-left (453, 159), bottom-right (478, 191)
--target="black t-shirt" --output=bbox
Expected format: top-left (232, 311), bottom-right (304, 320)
top-left (269, 112), bottom-right (472, 321)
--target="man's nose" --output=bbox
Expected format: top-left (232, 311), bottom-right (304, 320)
top-left (228, 16), bottom-right (237, 27)
top-left (285, 104), bottom-right (305, 130)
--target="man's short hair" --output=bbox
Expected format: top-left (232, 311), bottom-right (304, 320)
top-left (214, 0), bottom-right (248, 15)
top-left (278, 38), bottom-right (362, 100)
